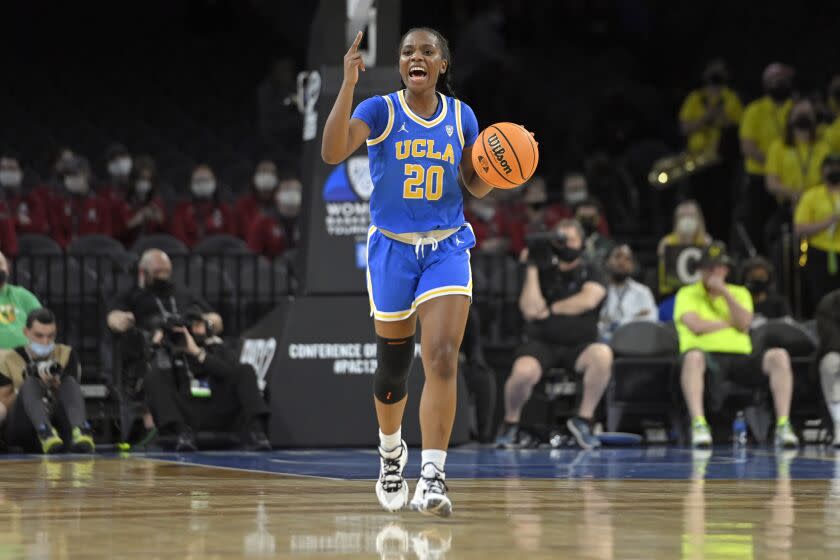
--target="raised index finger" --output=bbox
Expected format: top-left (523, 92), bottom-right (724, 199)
top-left (349, 31), bottom-right (363, 53)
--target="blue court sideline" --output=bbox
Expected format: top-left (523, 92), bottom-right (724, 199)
top-left (4, 446), bottom-right (837, 481)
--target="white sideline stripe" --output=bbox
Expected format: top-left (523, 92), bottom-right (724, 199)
top-left (142, 456), bottom-right (346, 481)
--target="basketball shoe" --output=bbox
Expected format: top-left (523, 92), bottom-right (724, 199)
top-left (410, 463), bottom-right (451, 517)
top-left (376, 440), bottom-right (409, 512)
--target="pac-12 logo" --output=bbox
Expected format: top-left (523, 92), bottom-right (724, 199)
top-left (322, 155), bottom-right (373, 236)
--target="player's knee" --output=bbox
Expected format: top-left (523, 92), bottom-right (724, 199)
top-left (423, 338), bottom-right (460, 381)
top-left (374, 335), bottom-right (415, 404)
top-left (583, 343), bottom-right (613, 369)
top-left (512, 356), bottom-right (542, 386)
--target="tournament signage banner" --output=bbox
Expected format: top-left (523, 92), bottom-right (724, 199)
top-left (240, 296), bottom-right (473, 447)
top-left (299, 67), bottom-right (398, 295)
top-left (658, 244), bottom-right (704, 295)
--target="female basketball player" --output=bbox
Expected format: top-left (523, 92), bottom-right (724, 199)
top-left (322, 28), bottom-right (495, 517)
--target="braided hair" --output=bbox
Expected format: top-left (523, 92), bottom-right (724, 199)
top-left (398, 27), bottom-right (456, 97)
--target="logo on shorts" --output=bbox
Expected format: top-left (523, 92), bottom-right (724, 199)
top-left (446, 125), bottom-right (454, 137)
top-left (454, 236), bottom-right (463, 246)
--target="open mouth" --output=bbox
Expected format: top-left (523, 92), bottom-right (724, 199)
top-left (408, 66), bottom-right (428, 83)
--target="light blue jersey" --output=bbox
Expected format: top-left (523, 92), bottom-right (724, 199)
top-left (351, 90), bottom-right (480, 321)
top-left (352, 90), bottom-right (479, 234)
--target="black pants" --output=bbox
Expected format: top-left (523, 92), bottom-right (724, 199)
top-left (804, 246), bottom-right (840, 313)
top-left (5, 376), bottom-right (88, 453)
top-left (737, 173), bottom-right (779, 255)
top-left (144, 364), bottom-right (269, 435)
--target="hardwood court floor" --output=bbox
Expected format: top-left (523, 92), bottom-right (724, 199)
top-left (1, 448), bottom-right (839, 559)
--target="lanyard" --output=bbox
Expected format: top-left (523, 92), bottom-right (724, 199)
top-left (154, 296), bottom-right (178, 318)
top-left (794, 142), bottom-right (814, 188)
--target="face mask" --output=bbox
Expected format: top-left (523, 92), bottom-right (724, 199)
top-left (191, 333), bottom-right (207, 347)
top-left (578, 216), bottom-right (598, 237)
top-left (149, 277), bottom-right (174, 297)
top-left (565, 190), bottom-right (587, 205)
top-left (827, 170), bottom-right (840, 185)
top-left (277, 190), bottom-right (302, 207)
top-left (108, 157), bottom-right (132, 177)
top-left (473, 204), bottom-right (495, 222)
top-left (528, 202), bottom-right (547, 212)
top-left (745, 278), bottom-right (769, 294)
top-left (254, 173), bottom-right (278, 192)
top-left (30, 341), bottom-right (55, 358)
top-left (0, 169), bottom-right (22, 188)
top-left (191, 179), bottom-right (216, 198)
top-left (0, 270), bottom-right (6, 285)
top-left (610, 270), bottom-right (631, 283)
top-left (677, 216), bottom-right (699, 236)
top-left (792, 114), bottom-right (815, 130)
top-left (553, 245), bottom-right (582, 263)
top-left (704, 73), bottom-right (725, 87)
top-left (65, 175), bottom-right (88, 194)
top-left (135, 180), bottom-right (152, 195)
top-left (768, 83), bottom-right (792, 102)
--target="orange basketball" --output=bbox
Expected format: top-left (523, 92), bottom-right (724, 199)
top-left (472, 122), bottom-right (539, 189)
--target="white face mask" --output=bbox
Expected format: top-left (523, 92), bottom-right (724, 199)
top-left (677, 216), bottom-right (699, 236)
top-left (277, 190), bottom-right (302, 207)
top-left (108, 156), bottom-right (132, 177)
top-left (65, 175), bottom-right (88, 194)
top-left (0, 169), bottom-right (22, 188)
top-left (191, 178), bottom-right (216, 197)
top-left (254, 173), bottom-right (278, 192)
top-left (565, 189), bottom-right (587, 205)
top-left (135, 179), bottom-right (152, 195)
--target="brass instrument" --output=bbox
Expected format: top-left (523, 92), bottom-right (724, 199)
top-left (648, 150), bottom-right (721, 189)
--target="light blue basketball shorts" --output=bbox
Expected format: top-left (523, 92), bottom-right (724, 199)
top-left (365, 223), bottom-right (476, 321)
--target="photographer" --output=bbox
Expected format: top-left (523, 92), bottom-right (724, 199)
top-left (143, 308), bottom-right (271, 451)
top-left (0, 308), bottom-right (94, 453)
top-left (496, 219), bottom-right (613, 450)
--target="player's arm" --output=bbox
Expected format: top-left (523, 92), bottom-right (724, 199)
top-left (549, 281), bottom-right (606, 316)
top-left (321, 31), bottom-right (371, 165)
top-left (459, 144), bottom-right (494, 199)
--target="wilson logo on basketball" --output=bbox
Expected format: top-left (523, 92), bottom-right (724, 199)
top-left (487, 133), bottom-right (512, 174)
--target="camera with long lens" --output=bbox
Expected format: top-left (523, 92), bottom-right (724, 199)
top-left (163, 314), bottom-right (189, 349)
top-left (525, 230), bottom-right (567, 270)
top-left (26, 360), bottom-right (61, 378)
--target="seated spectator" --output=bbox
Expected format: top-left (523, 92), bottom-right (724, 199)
top-left (674, 242), bottom-right (798, 448)
top-left (143, 308), bottom-right (271, 451)
top-left (507, 176), bottom-right (565, 255)
top-left (106, 249), bottom-right (223, 405)
top-left (98, 143), bottom-right (134, 234)
top-left (557, 172), bottom-right (611, 235)
top-left (171, 165), bottom-right (236, 248)
top-left (496, 219), bottom-right (612, 449)
top-left (0, 195), bottom-right (16, 257)
top-left (794, 154), bottom-right (840, 312)
top-left (48, 155), bottom-right (113, 247)
top-left (245, 175), bottom-right (303, 257)
top-left (464, 194), bottom-right (512, 255)
top-left (575, 198), bottom-right (613, 263)
top-left (766, 98), bottom-right (830, 208)
top-left (657, 200), bottom-right (713, 256)
top-left (0, 154), bottom-right (49, 235)
top-left (739, 256), bottom-right (791, 328)
top-left (816, 288), bottom-right (840, 446)
top-left (117, 155), bottom-right (167, 247)
top-left (0, 308), bottom-right (94, 453)
top-left (0, 251), bottom-right (42, 349)
top-left (235, 160), bottom-right (280, 238)
top-left (598, 244), bottom-right (657, 341)
top-left (679, 59), bottom-right (743, 157)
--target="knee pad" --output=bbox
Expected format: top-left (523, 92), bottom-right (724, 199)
top-left (374, 335), bottom-right (414, 404)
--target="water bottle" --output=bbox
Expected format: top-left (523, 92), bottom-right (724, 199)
top-left (732, 410), bottom-right (748, 447)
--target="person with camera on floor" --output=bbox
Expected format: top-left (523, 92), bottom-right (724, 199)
top-left (143, 308), bottom-right (271, 452)
top-left (495, 219), bottom-right (613, 450)
top-left (0, 308), bottom-right (94, 453)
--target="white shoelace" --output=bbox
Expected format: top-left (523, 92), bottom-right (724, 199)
top-left (414, 237), bottom-right (439, 259)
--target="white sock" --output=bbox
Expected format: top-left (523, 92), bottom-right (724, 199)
top-left (421, 449), bottom-right (447, 474)
top-left (379, 428), bottom-right (402, 451)
top-left (831, 403), bottom-right (840, 423)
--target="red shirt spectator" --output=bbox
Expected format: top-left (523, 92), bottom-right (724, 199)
top-left (117, 157), bottom-right (167, 247)
top-left (0, 156), bottom-right (50, 235)
top-left (99, 143), bottom-right (134, 239)
top-left (245, 210), bottom-right (287, 257)
top-left (171, 165), bottom-right (235, 247)
top-left (48, 158), bottom-right (113, 247)
top-left (244, 177), bottom-right (301, 257)
top-left (0, 201), bottom-right (18, 256)
top-left (234, 160), bottom-right (279, 238)
top-left (464, 197), bottom-right (516, 255)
